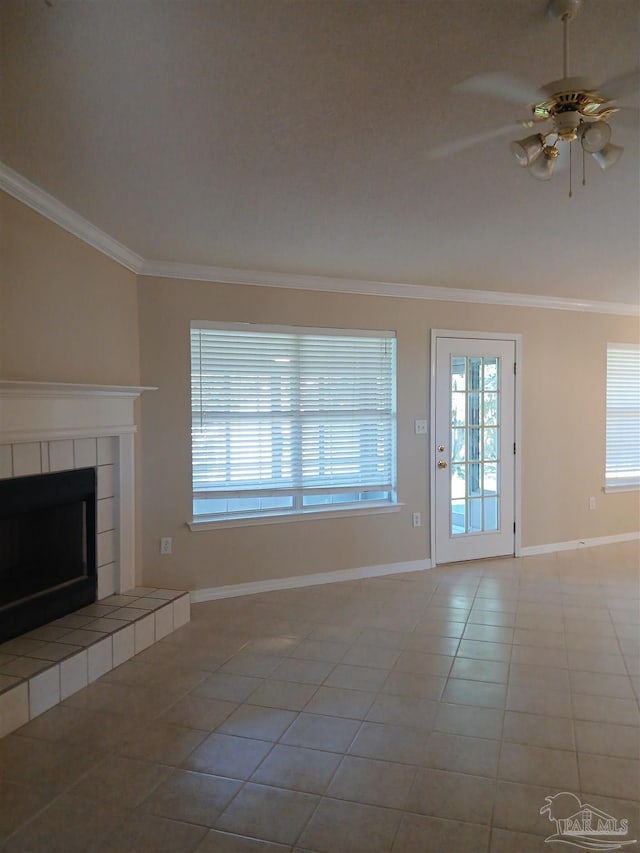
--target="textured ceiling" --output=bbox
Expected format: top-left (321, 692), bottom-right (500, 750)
top-left (1, 0), bottom-right (639, 304)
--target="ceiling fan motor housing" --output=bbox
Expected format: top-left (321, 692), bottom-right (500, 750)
top-left (541, 78), bottom-right (595, 99)
top-left (534, 78), bottom-right (609, 124)
top-left (553, 109), bottom-right (581, 140)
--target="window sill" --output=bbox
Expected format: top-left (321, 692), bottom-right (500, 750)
top-left (188, 502), bottom-right (404, 531)
top-left (603, 483), bottom-right (640, 493)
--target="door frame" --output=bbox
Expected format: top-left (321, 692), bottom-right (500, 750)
top-left (429, 329), bottom-right (523, 565)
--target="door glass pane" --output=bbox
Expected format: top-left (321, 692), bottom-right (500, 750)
top-left (483, 393), bottom-right (498, 426)
top-left (451, 499), bottom-right (465, 535)
top-left (451, 465), bottom-right (466, 498)
top-left (468, 428), bottom-right (481, 461)
top-left (483, 463), bottom-right (498, 494)
top-left (449, 354), bottom-right (502, 536)
top-left (452, 429), bottom-right (466, 462)
top-left (484, 497), bottom-right (498, 530)
top-left (483, 358), bottom-right (498, 390)
top-left (469, 358), bottom-right (482, 390)
top-left (468, 463), bottom-right (481, 497)
top-left (451, 393), bottom-right (466, 426)
top-left (468, 498), bottom-right (483, 532)
top-left (484, 428), bottom-right (498, 461)
top-left (451, 357), bottom-right (466, 390)
top-left (468, 393), bottom-right (481, 426)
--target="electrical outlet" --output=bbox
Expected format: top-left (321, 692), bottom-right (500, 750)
top-left (414, 419), bottom-right (428, 435)
top-left (160, 537), bottom-right (172, 555)
top-left (589, 497), bottom-right (596, 510)
top-left (412, 512), bottom-right (422, 528)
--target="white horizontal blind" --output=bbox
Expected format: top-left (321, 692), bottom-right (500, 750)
top-left (191, 324), bottom-right (396, 518)
top-left (606, 344), bottom-right (640, 487)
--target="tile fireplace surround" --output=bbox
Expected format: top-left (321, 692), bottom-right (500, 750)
top-left (0, 381), bottom-right (190, 737)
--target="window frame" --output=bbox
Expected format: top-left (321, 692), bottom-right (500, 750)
top-left (189, 321), bottom-right (399, 526)
top-left (605, 342), bottom-right (640, 492)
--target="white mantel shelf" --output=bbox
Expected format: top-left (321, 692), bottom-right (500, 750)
top-left (0, 379), bottom-right (156, 398)
top-left (0, 380), bottom-right (156, 443)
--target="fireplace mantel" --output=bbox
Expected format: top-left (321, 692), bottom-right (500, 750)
top-left (0, 380), bottom-right (156, 444)
top-left (0, 379), bottom-right (156, 596)
top-left (0, 379), bottom-right (154, 396)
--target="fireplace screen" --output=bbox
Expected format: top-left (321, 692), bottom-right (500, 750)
top-left (0, 467), bottom-right (97, 644)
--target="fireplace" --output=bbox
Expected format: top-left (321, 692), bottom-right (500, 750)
top-left (0, 379), bottom-right (156, 599)
top-left (0, 381), bottom-right (192, 739)
top-left (0, 467), bottom-right (97, 644)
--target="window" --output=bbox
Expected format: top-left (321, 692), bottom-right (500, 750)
top-left (190, 322), bottom-right (397, 521)
top-left (606, 343), bottom-right (640, 489)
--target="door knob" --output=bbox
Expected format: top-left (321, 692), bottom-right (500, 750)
top-left (438, 460), bottom-right (448, 469)
top-left (438, 445), bottom-right (445, 452)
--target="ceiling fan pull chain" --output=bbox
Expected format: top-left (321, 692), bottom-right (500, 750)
top-left (582, 145), bottom-right (587, 187)
top-left (569, 141), bottom-right (573, 197)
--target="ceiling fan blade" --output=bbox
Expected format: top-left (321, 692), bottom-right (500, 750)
top-left (612, 105), bottom-right (640, 126)
top-left (426, 123), bottom-right (520, 160)
top-left (455, 72), bottom-right (544, 106)
top-left (598, 68), bottom-right (640, 101)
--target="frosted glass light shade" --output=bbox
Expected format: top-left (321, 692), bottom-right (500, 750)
top-left (592, 143), bottom-right (624, 170)
top-left (511, 134), bottom-right (544, 166)
top-left (580, 121), bottom-right (611, 153)
top-left (528, 151), bottom-right (556, 180)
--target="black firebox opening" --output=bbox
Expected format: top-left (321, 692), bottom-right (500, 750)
top-left (0, 467), bottom-right (97, 644)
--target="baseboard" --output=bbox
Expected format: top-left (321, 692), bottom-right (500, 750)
top-left (190, 558), bottom-right (432, 603)
top-left (190, 534), bottom-right (638, 601)
top-left (520, 531), bottom-right (640, 557)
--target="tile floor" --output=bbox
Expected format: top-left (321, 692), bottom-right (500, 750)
top-left (0, 541), bottom-right (638, 852)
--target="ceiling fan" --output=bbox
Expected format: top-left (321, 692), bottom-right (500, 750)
top-left (429, 0), bottom-right (639, 190)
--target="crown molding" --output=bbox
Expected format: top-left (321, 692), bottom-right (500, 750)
top-left (0, 162), bottom-right (145, 273)
top-left (140, 260), bottom-right (639, 316)
top-left (2, 162), bottom-right (637, 316)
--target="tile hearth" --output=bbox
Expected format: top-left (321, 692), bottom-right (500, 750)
top-left (0, 589), bottom-right (191, 737)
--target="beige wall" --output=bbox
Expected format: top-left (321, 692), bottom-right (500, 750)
top-left (0, 191), bottom-right (140, 385)
top-left (4, 192), bottom-right (636, 595)
top-left (138, 276), bottom-right (640, 592)
top-left (1, 192), bottom-right (143, 584)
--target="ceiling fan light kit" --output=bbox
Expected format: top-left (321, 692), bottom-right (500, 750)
top-left (528, 146), bottom-right (559, 181)
top-left (432, 0), bottom-right (638, 195)
top-left (591, 142), bottom-right (624, 171)
top-left (510, 134), bottom-right (544, 167)
top-left (579, 121), bottom-right (612, 153)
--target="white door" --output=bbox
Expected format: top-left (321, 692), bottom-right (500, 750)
top-left (433, 335), bottom-right (516, 564)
